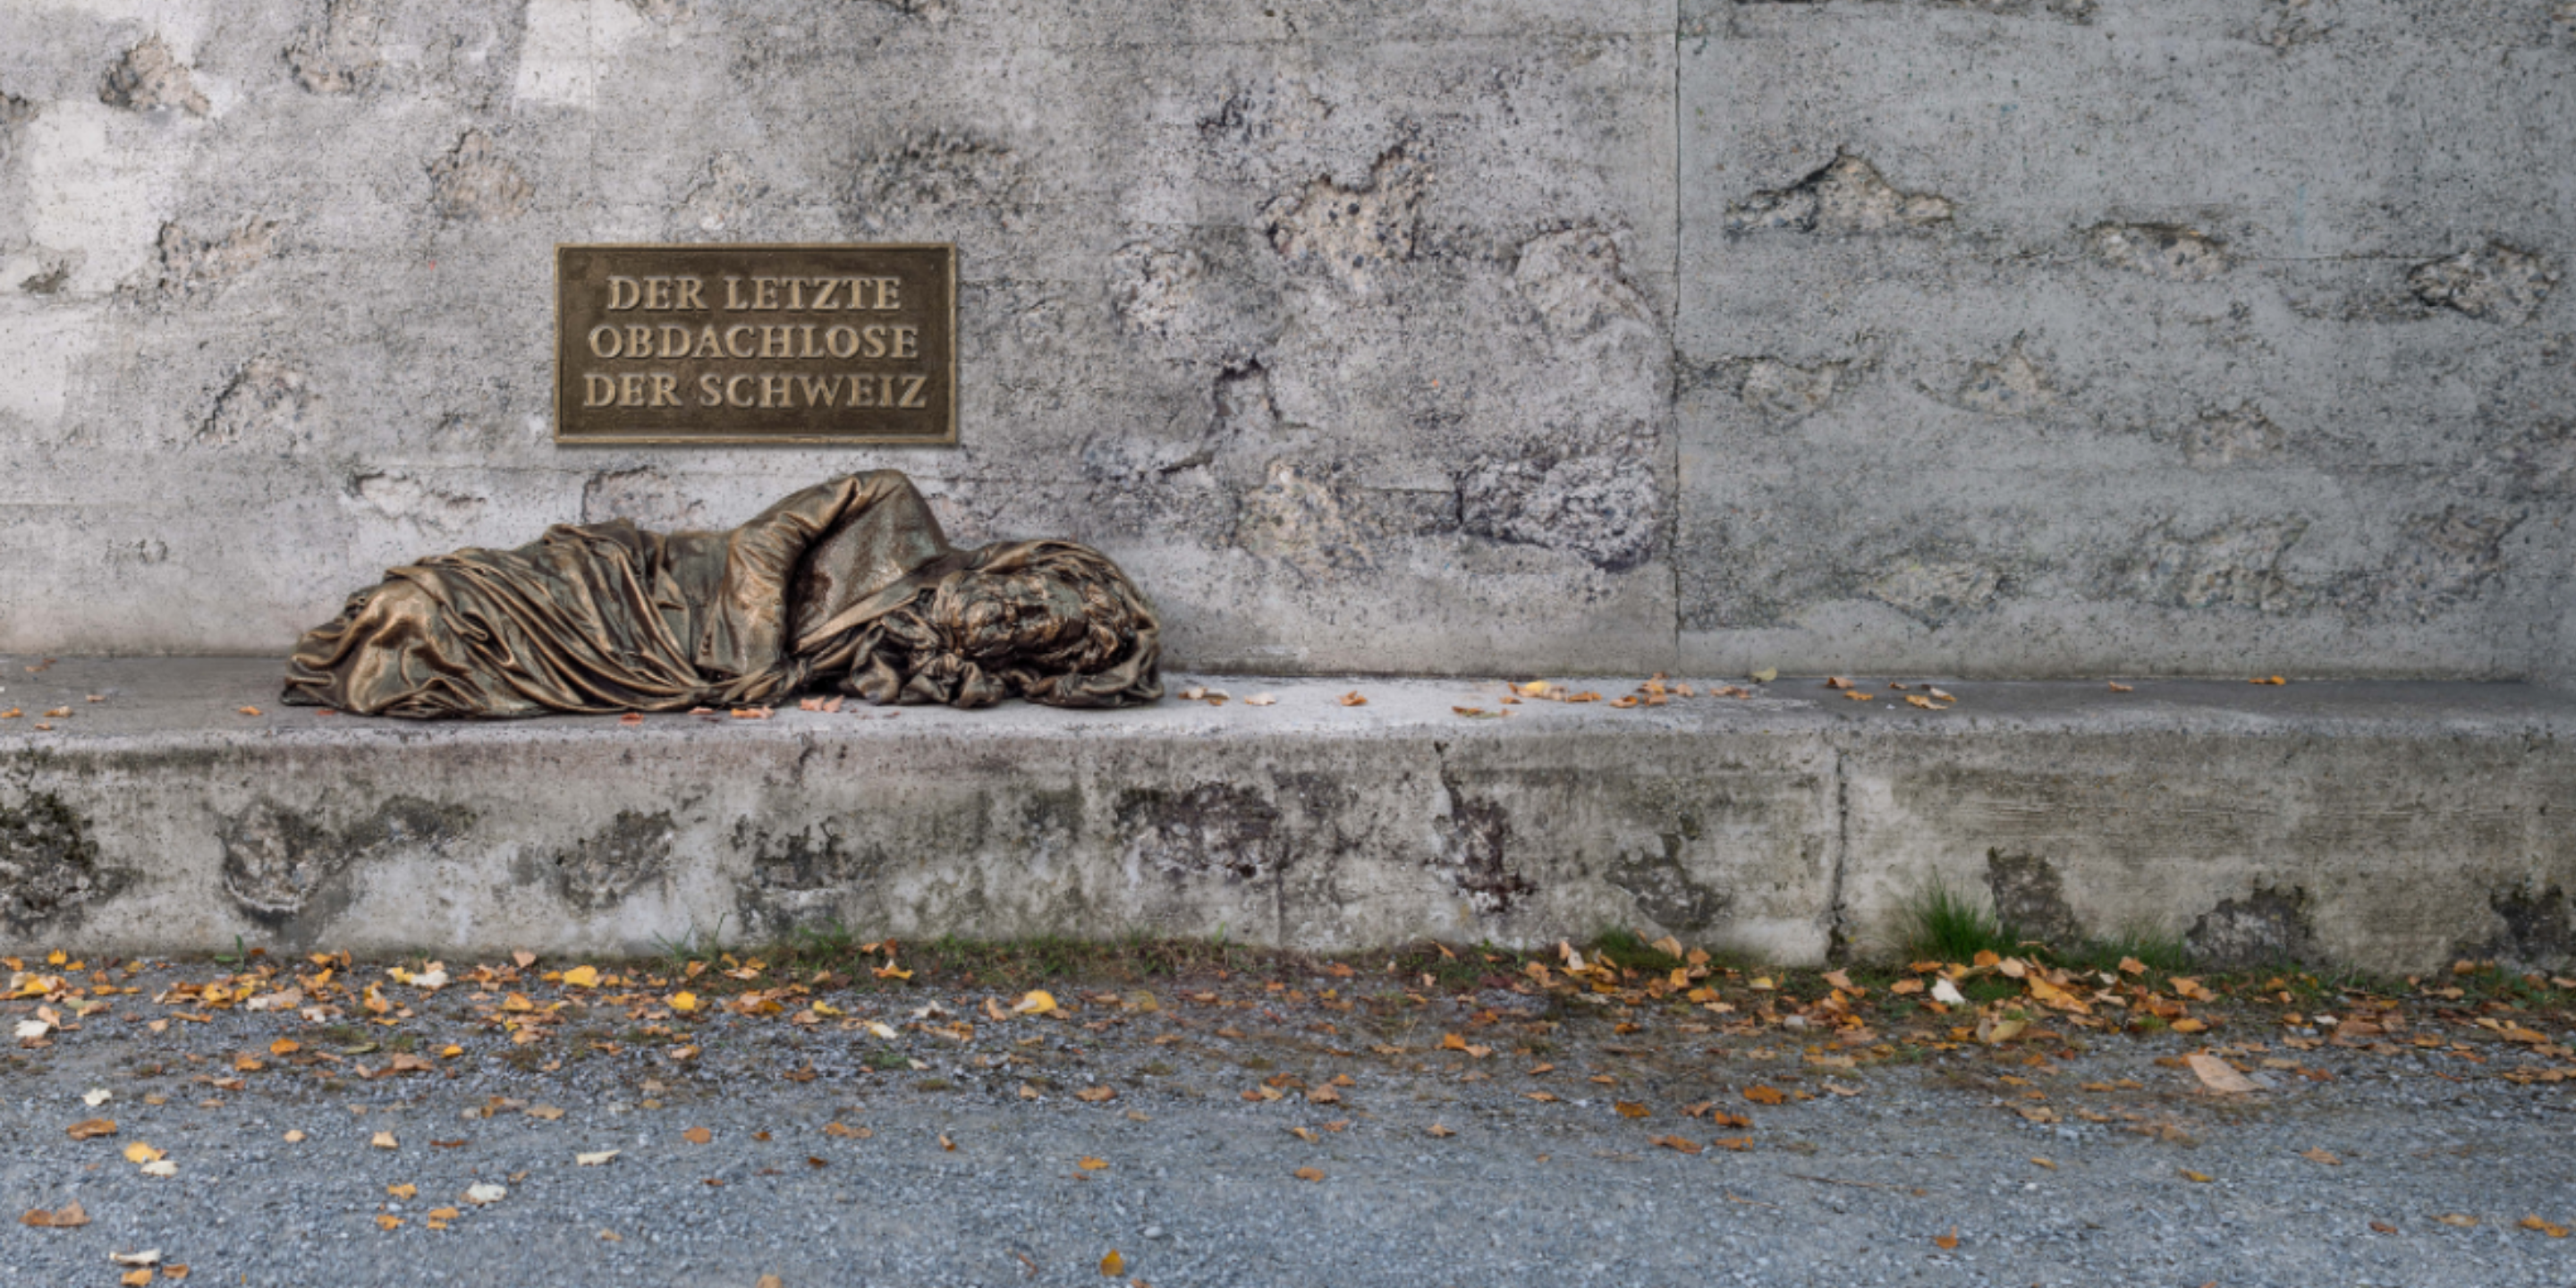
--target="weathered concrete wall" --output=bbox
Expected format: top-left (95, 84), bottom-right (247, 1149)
top-left (6, 660), bottom-right (2575, 972)
top-left (1677, 0), bottom-right (2576, 681)
top-left (0, 0), bottom-right (1678, 673)
top-left (1, 1), bottom-right (2571, 680)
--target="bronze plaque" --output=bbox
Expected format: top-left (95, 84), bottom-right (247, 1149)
top-left (555, 243), bottom-right (956, 445)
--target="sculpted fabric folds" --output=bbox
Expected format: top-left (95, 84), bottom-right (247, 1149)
top-left (284, 470), bottom-right (1161, 717)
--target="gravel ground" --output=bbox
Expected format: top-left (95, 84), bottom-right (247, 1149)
top-left (3, 950), bottom-right (2572, 1288)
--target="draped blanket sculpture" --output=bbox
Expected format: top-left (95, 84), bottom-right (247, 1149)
top-left (284, 470), bottom-right (1161, 717)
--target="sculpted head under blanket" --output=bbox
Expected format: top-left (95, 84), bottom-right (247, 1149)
top-left (283, 470), bottom-right (1161, 718)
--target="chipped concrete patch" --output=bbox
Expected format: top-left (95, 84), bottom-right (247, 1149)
top-left (99, 34), bottom-right (209, 116)
top-left (2178, 403), bottom-right (2286, 469)
top-left (844, 131), bottom-right (1028, 236)
top-left (1234, 462), bottom-right (1375, 578)
top-left (2188, 886), bottom-right (2317, 970)
top-left (1984, 850), bottom-right (2081, 946)
top-left (1456, 441), bottom-right (1660, 572)
top-left (2086, 223), bottom-right (2229, 282)
top-left (1868, 559), bottom-right (2006, 627)
top-left (287, 0), bottom-right (384, 96)
top-left (1949, 336), bottom-right (2057, 418)
top-left (1735, 358), bottom-right (1848, 425)
top-left (2361, 509), bottom-right (2517, 620)
top-left (2120, 518), bottom-right (2308, 613)
top-left (429, 130), bottom-right (533, 222)
top-left (677, 152), bottom-right (770, 235)
top-left (197, 357), bottom-right (314, 450)
top-left (157, 219), bottom-right (281, 295)
top-left (1263, 144), bottom-right (1428, 292)
top-left (1512, 227), bottom-right (1651, 341)
top-left (1726, 154), bottom-right (1953, 237)
top-left (1108, 242), bottom-right (1219, 347)
top-left (2409, 242), bottom-right (2559, 324)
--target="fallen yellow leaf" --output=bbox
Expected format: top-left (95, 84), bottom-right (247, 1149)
top-left (1077, 1157), bottom-right (1107, 1172)
top-left (561, 965), bottom-right (600, 988)
top-left (20, 1201), bottom-right (89, 1228)
top-left (1933, 1229), bottom-right (1959, 1250)
top-left (123, 1143), bottom-right (164, 1165)
top-left (370, 1131), bottom-right (397, 1150)
top-left (2180, 1170), bottom-right (2214, 1183)
top-left (1099, 1250), bottom-right (1125, 1276)
top-left (682, 1126), bottom-right (712, 1145)
top-left (66, 1118), bottom-right (115, 1140)
top-left (386, 1184), bottom-right (417, 1200)
top-left (2522, 1215), bottom-right (2572, 1238)
top-left (1293, 1165), bottom-right (1325, 1182)
top-left (668, 992), bottom-right (698, 1013)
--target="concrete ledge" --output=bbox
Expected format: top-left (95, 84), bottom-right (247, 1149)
top-left (2, 658), bottom-right (2571, 973)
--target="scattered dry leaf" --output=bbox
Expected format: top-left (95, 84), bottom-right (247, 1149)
top-left (1336, 691), bottom-right (1368, 707)
top-left (1934, 1229), bottom-right (1960, 1251)
top-left (1099, 1250), bottom-right (1125, 1276)
top-left (2185, 1053), bottom-right (2257, 1094)
top-left (20, 1201), bottom-right (88, 1228)
top-left (577, 1150), bottom-right (619, 1166)
top-left (369, 1131), bottom-right (397, 1150)
top-left (66, 1118), bottom-right (116, 1140)
top-left (682, 1126), bottom-right (712, 1145)
top-left (1293, 1165), bottom-right (1325, 1182)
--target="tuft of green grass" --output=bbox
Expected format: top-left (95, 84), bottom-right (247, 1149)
top-left (2047, 927), bottom-right (2191, 977)
top-left (649, 919), bottom-right (730, 972)
top-left (1898, 877), bottom-right (2019, 962)
top-left (1585, 929), bottom-right (1683, 972)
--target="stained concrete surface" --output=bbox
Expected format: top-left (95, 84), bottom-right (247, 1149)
top-left (4, 657), bottom-right (2572, 971)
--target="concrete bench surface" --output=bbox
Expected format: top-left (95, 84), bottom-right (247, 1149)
top-left (2, 657), bottom-right (2571, 973)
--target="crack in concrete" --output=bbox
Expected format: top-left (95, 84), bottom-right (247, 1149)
top-left (1826, 744), bottom-right (1852, 964)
